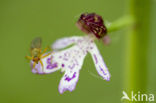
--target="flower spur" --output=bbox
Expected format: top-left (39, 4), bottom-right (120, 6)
top-left (29, 13), bottom-right (111, 94)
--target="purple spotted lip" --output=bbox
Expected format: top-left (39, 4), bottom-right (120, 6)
top-left (77, 13), bottom-right (107, 39)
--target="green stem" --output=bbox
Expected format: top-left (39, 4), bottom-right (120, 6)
top-left (125, 0), bottom-right (151, 99)
top-left (105, 0), bottom-right (151, 101)
top-left (106, 15), bottom-right (135, 33)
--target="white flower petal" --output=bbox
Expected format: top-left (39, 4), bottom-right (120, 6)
top-left (31, 61), bottom-right (44, 74)
top-left (89, 43), bottom-right (110, 81)
top-left (58, 69), bottom-right (80, 94)
top-left (52, 36), bottom-right (81, 50)
top-left (57, 46), bottom-right (86, 94)
top-left (30, 53), bottom-right (61, 74)
top-left (41, 54), bottom-right (61, 74)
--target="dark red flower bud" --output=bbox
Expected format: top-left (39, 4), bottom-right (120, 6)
top-left (77, 13), bottom-right (107, 39)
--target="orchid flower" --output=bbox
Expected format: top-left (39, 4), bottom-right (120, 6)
top-left (29, 13), bottom-right (111, 94)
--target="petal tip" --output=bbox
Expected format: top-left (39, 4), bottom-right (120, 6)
top-left (58, 83), bottom-right (77, 94)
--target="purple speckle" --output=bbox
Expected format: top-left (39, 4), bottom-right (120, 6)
top-left (68, 63), bottom-right (75, 69)
top-left (64, 52), bottom-right (70, 57)
top-left (62, 64), bottom-right (65, 67)
top-left (46, 57), bottom-right (58, 69)
top-left (99, 65), bottom-right (107, 75)
top-left (75, 59), bottom-right (79, 65)
top-left (63, 58), bottom-right (68, 61)
top-left (94, 54), bottom-right (98, 64)
top-left (65, 72), bottom-right (76, 82)
top-left (47, 63), bottom-right (58, 69)
top-left (47, 57), bottom-right (52, 64)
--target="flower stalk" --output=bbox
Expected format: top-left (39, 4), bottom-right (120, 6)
top-left (105, 0), bottom-right (151, 99)
top-left (125, 0), bottom-right (151, 97)
top-left (106, 15), bottom-right (135, 33)
top-left (105, 0), bottom-right (151, 95)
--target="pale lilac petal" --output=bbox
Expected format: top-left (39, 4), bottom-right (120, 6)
top-left (58, 70), bottom-right (80, 94)
top-left (40, 53), bottom-right (61, 74)
top-left (58, 46), bottom-right (86, 94)
top-left (30, 53), bottom-right (61, 74)
top-left (30, 61), bottom-right (44, 74)
top-left (89, 43), bottom-right (110, 81)
top-left (52, 36), bottom-right (82, 50)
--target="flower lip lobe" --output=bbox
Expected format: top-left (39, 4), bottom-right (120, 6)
top-left (77, 13), bottom-right (107, 39)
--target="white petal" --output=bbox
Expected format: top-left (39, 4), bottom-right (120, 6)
top-left (31, 61), bottom-right (44, 74)
top-left (58, 69), bottom-right (80, 94)
top-left (52, 36), bottom-right (82, 50)
top-left (89, 43), bottom-right (110, 81)
top-left (41, 53), bottom-right (61, 74)
top-left (58, 46), bottom-right (86, 94)
top-left (30, 53), bottom-right (61, 74)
